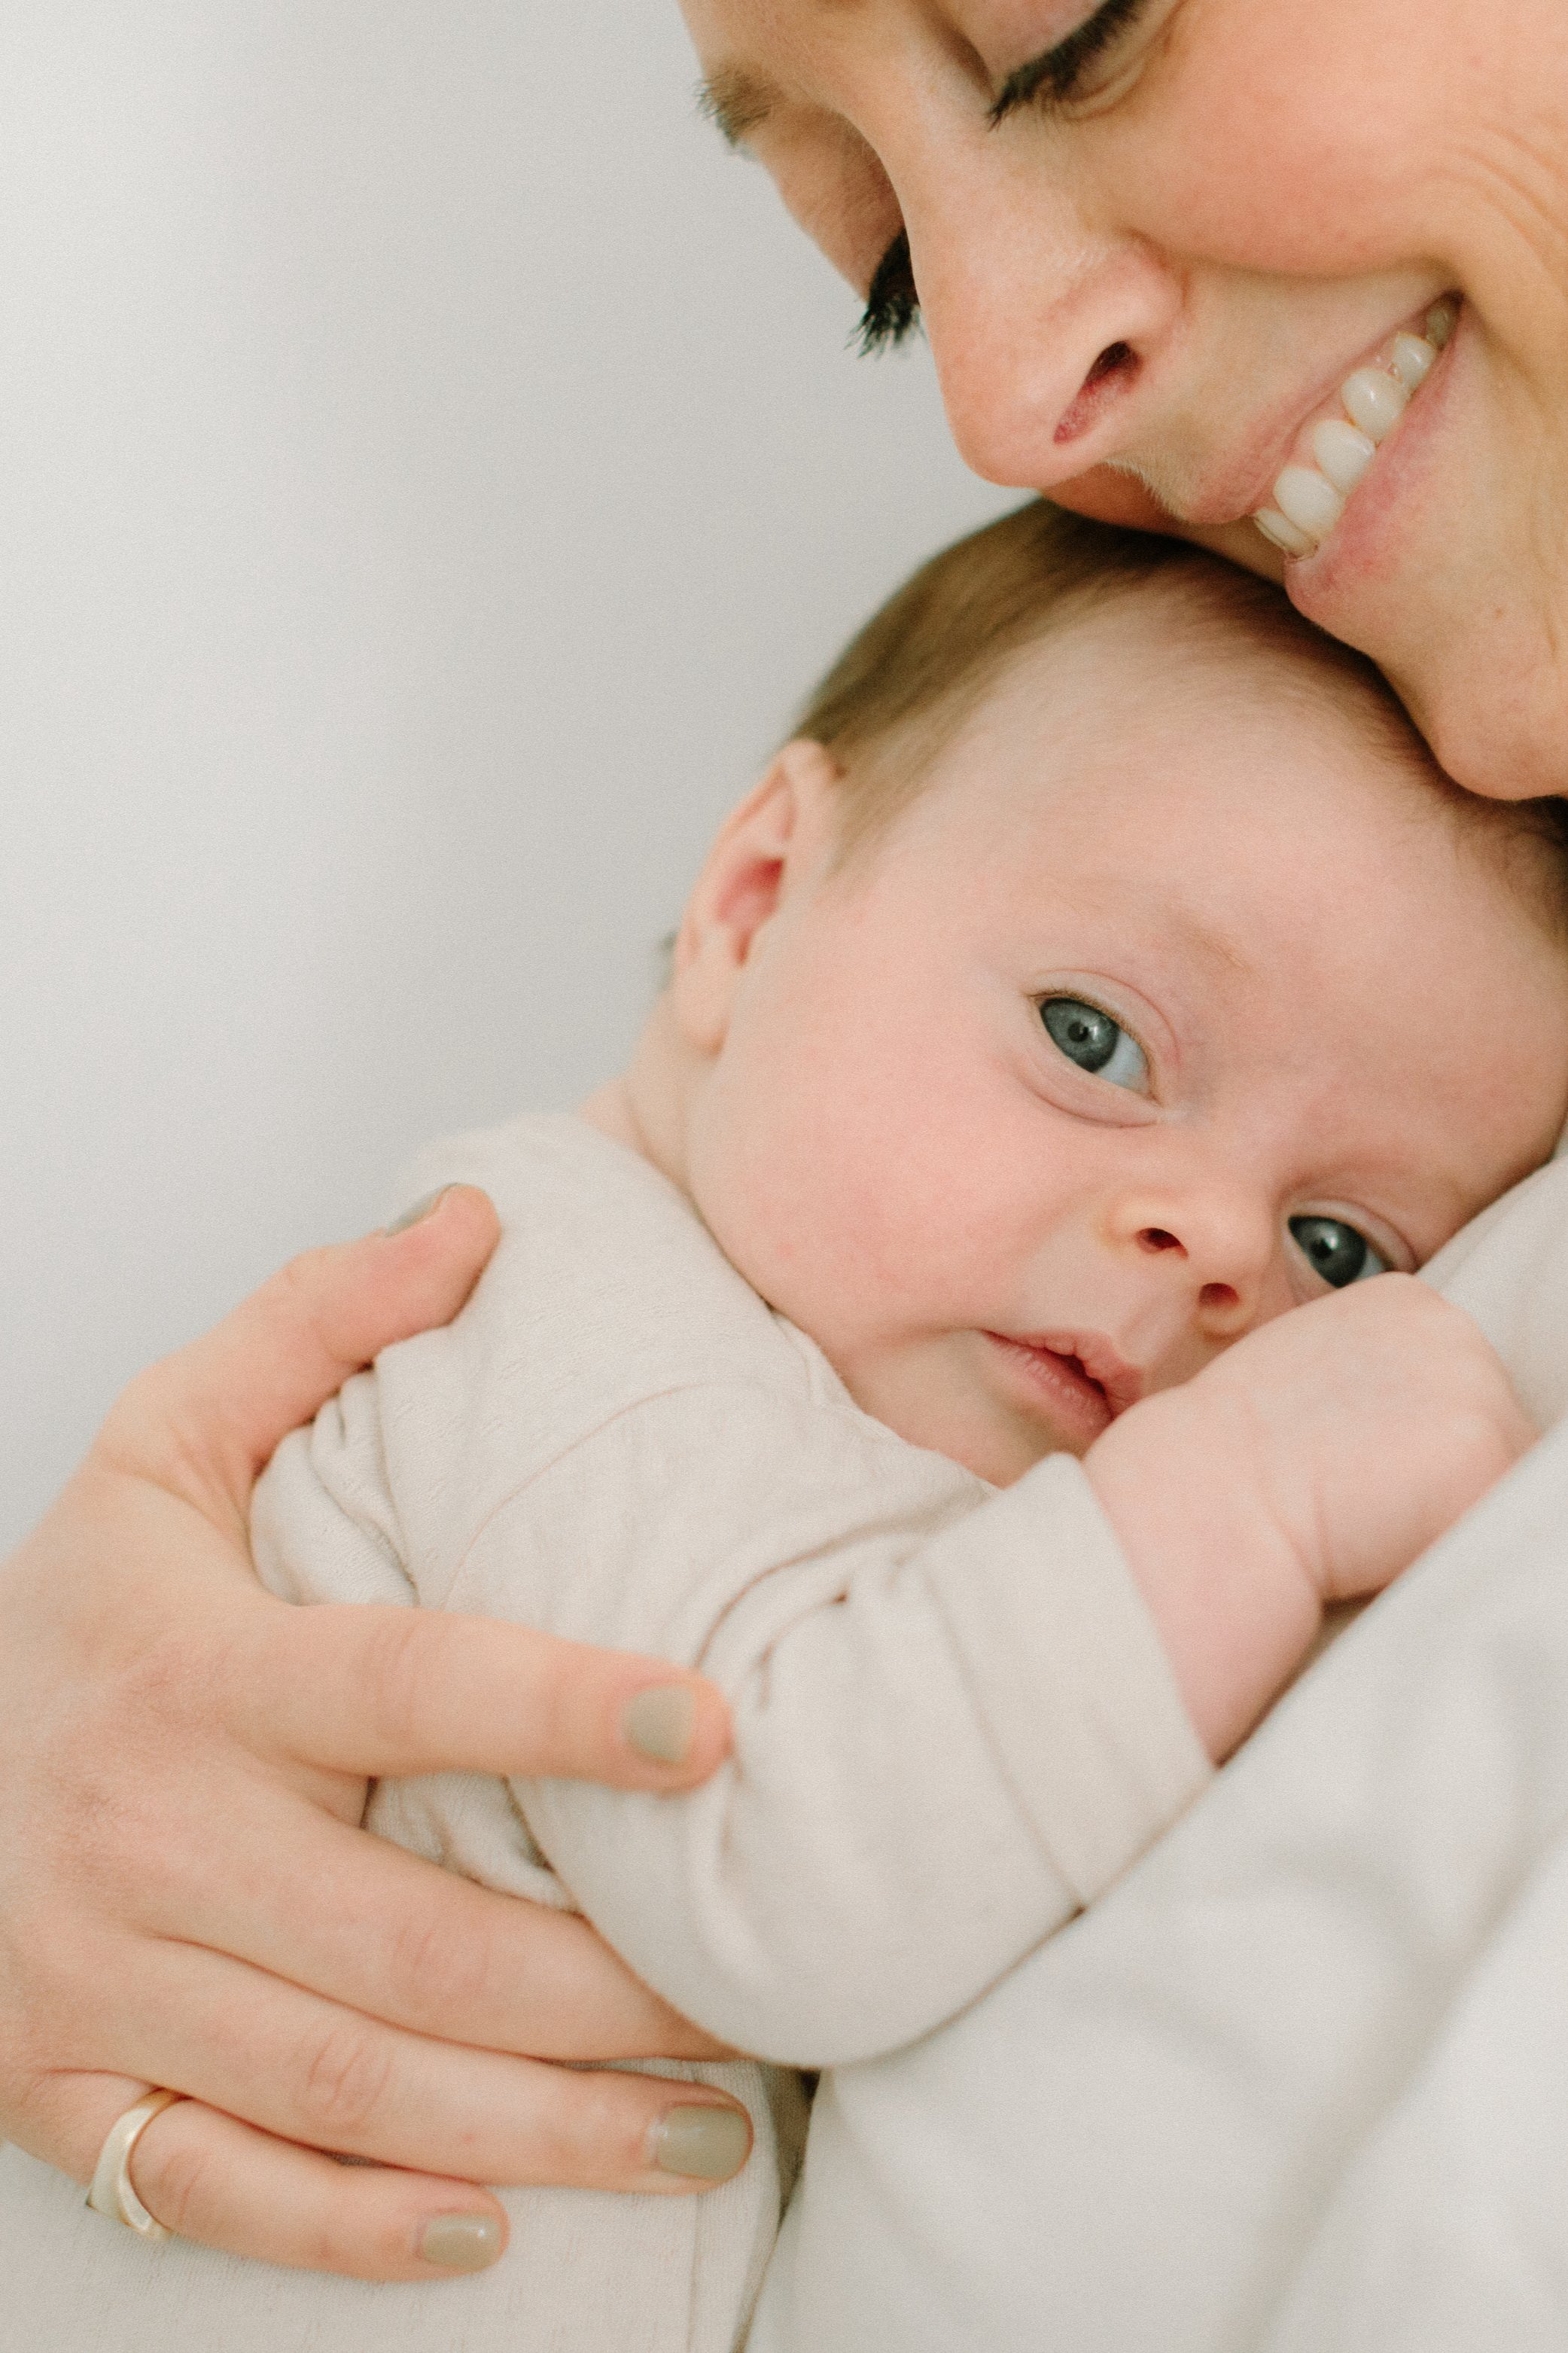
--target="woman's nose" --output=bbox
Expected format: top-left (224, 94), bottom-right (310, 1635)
top-left (902, 159), bottom-right (1183, 492)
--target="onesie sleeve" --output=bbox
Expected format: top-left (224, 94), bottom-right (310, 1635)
top-left (251, 1115), bottom-right (1210, 2070)
top-left (252, 1365), bottom-right (417, 1609)
top-left (440, 1382), bottom-right (1210, 2067)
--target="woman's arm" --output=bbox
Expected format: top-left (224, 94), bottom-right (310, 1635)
top-left (0, 1189), bottom-right (742, 2281)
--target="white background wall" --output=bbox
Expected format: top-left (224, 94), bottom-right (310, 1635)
top-left (0, 4), bottom-right (1009, 1548)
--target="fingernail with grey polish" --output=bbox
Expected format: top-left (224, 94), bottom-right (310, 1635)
top-left (385, 1187), bottom-right (450, 1236)
top-left (650, 2105), bottom-right (751, 2181)
top-left (420, 2211), bottom-right (502, 2271)
top-left (622, 1684), bottom-right (696, 1766)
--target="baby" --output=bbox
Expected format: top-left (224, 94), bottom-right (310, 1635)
top-left (76, 505), bottom-right (1568, 2350)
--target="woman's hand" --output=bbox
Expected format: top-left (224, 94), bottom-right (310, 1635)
top-left (0, 1190), bottom-right (742, 2280)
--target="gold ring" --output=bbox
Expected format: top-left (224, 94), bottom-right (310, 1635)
top-left (86, 2088), bottom-right (186, 2242)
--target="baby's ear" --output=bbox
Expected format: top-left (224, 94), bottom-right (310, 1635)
top-left (670, 740), bottom-right (841, 1055)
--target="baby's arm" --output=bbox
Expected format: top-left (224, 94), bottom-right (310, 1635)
top-left (440, 1287), bottom-right (1521, 2063)
top-left (1085, 1276), bottom-right (1535, 1762)
top-left (258, 1372), bottom-right (1212, 2062)
top-left (256, 1276), bottom-right (1527, 2072)
top-left (516, 1284), bottom-right (1527, 2062)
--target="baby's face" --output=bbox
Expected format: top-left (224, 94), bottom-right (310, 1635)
top-left (675, 603), bottom-right (1568, 1485)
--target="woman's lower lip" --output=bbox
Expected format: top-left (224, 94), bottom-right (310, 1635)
top-left (981, 1333), bottom-right (1113, 1447)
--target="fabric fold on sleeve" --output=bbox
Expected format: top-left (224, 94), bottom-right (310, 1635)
top-left (920, 1453), bottom-right (1213, 1906)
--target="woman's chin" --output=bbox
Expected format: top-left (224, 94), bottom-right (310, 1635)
top-left (1363, 591), bottom-right (1568, 801)
top-left (1278, 316), bottom-right (1568, 797)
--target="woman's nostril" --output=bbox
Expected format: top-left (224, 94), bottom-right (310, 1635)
top-left (1055, 341), bottom-right (1140, 446)
top-left (1200, 1282), bottom-right (1241, 1313)
top-left (1138, 1227), bottom-right (1183, 1255)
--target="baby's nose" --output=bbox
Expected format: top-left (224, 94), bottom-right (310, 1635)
top-left (1137, 1225), bottom-right (1181, 1256)
top-left (1135, 1222), bottom-right (1253, 1335)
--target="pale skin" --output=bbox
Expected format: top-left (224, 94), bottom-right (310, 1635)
top-left (677, 0), bottom-right (1568, 802)
top-left (591, 598), bottom-right (1563, 1757)
top-left (6, 0), bottom-right (1568, 2286)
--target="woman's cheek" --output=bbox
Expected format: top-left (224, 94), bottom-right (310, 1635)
top-left (1097, 0), bottom-right (1446, 277)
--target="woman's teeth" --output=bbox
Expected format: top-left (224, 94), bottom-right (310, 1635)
top-left (1341, 367), bottom-right (1407, 442)
top-left (1390, 331), bottom-right (1437, 390)
top-left (1312, 419), bottom-right (1377, 493)
top-left (1253, 300), bottom-right (1455, 559)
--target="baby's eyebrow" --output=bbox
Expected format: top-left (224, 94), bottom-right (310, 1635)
top-left (696, 65), bottom-right (780, 147)
top-left (1171, 910), bottom-right (1255, 982)
top-left (1121, 893), bottom-right (1255, 986)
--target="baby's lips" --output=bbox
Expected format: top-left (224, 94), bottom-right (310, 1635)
top-left (1025, 1329), bottom-right (1145, 1416)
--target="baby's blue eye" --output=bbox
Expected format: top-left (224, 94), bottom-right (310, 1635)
top-left (1288, 1214), bottom-right (1390, 1289)
top-left (1040, 996), bottom-right (1149, 1092)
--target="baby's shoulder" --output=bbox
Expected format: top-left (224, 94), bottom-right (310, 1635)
top-left (397, 1108), bottom-right (697, 1254)
top-left (338, 1111), bottom-right (972, 1593)
top-left (385, 1109), bottom-right (821, 1422)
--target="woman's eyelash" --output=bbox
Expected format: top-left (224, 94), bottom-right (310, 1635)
top-left (856, 0), bottom-right (1149, 355)
top-left (856, 0), bottom-right (1149, 354)
top-left (854, 229), bottom-right (921, 355)
top-left (989, 0), bottom-right (1150, 123)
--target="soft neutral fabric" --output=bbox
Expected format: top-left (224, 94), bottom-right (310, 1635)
top-left (257, 1113), bottom-right (1207, 2062)
top-left (17, 1129), bottom-right (1564, 2352)
top-left (0, 1109), bottom-right (1207, 2353)
top-left (749, 1153), bottom-right (1568, 2352)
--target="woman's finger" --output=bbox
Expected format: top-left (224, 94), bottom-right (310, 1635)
top-left (222, 1602), bottom-right (731, 1788)
top-left (126, 1784), bottom-right (726, 2060)
top-left (84, 1937), bottom-right (751, 2193)
top-left (28, 2074), bottom-right (510, 2281)
top-left (130, 2102), bottom-right (511, 2281)
top-left (100, 1185), bottom-right (502, 1521)
top-left (27, 1448), bottom-right (728, 1798)
top-left (23, 1602), bottom-right (726, 2058)
top-left (17, 1923), bottom-right (749, 2206)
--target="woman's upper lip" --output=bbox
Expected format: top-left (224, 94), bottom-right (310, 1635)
top-left (1001, 1331), bottom-right (1145, 1416)
top-left (1145, 301), bottom-right (1452, 532)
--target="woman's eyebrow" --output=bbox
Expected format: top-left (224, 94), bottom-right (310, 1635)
top-left (696, 66), bottom-right (780, 148)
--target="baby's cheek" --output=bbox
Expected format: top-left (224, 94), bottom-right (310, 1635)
top-left (839, 1335), bottom-right (1060, 1484)
top-left (682, 1067), bottom-right (872, 1324)
top-left (752, 1163), bottom-right (921, 1345)
top-left (693, 966), bottom-right (986, 1342)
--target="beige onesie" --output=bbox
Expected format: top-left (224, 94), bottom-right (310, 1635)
top-left (0, 1110), bottom-right (1210, 2353)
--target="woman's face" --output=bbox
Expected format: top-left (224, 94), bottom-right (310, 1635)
top-left (679, 0), bottom-right (1568, 798)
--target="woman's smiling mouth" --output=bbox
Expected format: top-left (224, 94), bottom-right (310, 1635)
top-left (1252, 298), bottom-right (1458, 559)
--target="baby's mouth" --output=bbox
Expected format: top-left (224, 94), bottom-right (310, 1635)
top-left (1252, 298), bottom-right (1458, 560)
top-left (982, 1330), bottom-right (1143, 1441)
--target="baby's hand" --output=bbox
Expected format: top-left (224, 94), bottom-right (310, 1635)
top-left (1085, 1279), bottom-right (1533, 1760)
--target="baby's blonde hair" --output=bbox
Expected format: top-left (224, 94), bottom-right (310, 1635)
top-left (793, 501), bottom-right (1568, 932)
